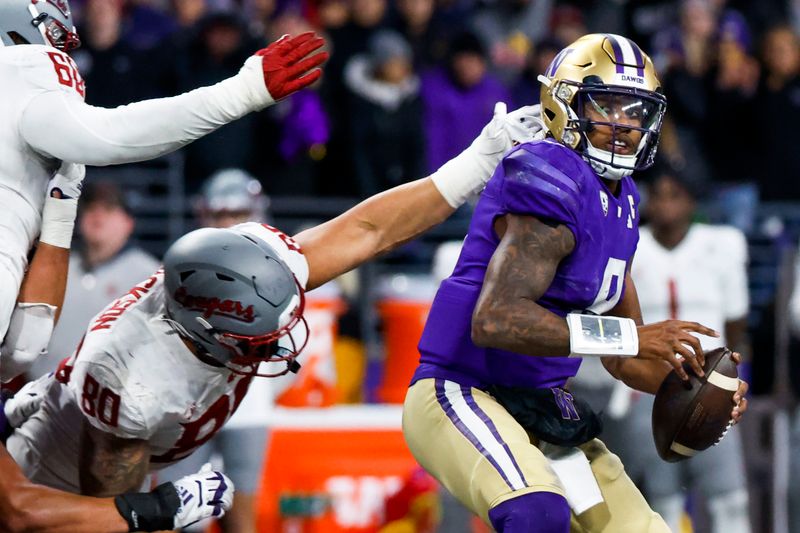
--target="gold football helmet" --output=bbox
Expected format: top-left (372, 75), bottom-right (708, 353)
top-left (538, 33), bottom-right (667, 180)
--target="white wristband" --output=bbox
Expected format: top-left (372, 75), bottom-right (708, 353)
top-left (40, 196), bottom-right (78, 248)
top-left (566, 313), bottom-right (638, 358)
top-left (430, 148), bottom-right (491, 208)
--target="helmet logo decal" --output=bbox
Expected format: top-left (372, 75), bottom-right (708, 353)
top-left (44, 0), bottom-right (71, 16)
top-left (174, 286), bottom-right (255, 323)
top-left (605, 34), bottom-right (645, 77)
top-left (546, 48), bottom-right (573, 77)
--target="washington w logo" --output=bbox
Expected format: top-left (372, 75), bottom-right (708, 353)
top-left (552, 388), bottom-right (580, 421)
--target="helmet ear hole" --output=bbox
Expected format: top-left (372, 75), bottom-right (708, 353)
top-left (179, 270), bottom-right (196, 282)
top-left (215, 273), bottom-right (235, 282)
top-left (8, 31), bottom-right (30, 45)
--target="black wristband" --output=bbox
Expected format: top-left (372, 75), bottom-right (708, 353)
top-left (114, 482), bottom-right (180, 532)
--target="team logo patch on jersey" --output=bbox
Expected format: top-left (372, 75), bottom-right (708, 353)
top-left (174, 287), bottom-right (255, 322)
top-left (599, 191), bottom-right (609, 217)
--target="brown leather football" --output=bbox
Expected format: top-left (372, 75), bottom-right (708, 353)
top-left (652, 347), bottom-right (739, 462)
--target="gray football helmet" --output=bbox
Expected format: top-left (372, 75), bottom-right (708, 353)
top-left (162, 227), bottom-right (308, 377)
top-left (194, 168), bottom-right (270, 227)
top-left (0, 0), bottom-right (81, 51)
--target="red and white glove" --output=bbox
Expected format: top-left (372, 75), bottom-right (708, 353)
top-left (237, 32), bottom-right (328, 110)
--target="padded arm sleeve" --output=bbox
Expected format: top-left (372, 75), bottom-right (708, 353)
top-left (0, 303), bottom-right (56, 383)
top-left (19, 75), bottom-right (261, 166)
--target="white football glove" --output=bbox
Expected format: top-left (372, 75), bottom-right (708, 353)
top-left (431, 102), bottom-right (547, 207)
top-left (40, 162), bottom-right (85, 248)
top-left (172, 463), bottom-right (235, 529)
top-left (3, 374), bottom-right (50, 428)
top-left (48, 161), bottom-right (85, 200)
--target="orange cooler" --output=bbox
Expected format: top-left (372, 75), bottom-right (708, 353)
top-left (375, 275), bottom-right (438, 404)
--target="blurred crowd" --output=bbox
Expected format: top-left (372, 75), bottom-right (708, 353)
top-left (65, 0), bottom-right (797, 209)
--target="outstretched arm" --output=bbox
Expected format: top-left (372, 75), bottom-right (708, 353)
top-left (296, 103), bottom-right (545, 290)
top-left (21, 34), bottom-right (327, 166)
top-left (297, 179), bottom-right (453, 290)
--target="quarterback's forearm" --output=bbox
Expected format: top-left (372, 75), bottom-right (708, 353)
top-left (601, 356), bottom-right (671, 394)
top-left (22, 76), bottom-right (260, 166)
top-left (297, 178), bottom-right (453, 290)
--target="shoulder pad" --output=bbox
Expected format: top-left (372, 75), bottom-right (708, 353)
top-left (497, 141), bottom-right (586, 231)
top-left (9, 45), bottom-right (85, 101)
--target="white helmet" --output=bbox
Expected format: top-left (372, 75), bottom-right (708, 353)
top-left (0, 0), bottom-right (81, 51)
top-left (194, 169), bottom-right (270, 227)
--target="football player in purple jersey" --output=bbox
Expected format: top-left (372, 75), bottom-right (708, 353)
top-left (403, 33), bottom-right (749, 533)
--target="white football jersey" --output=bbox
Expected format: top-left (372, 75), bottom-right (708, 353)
top-left (0, 45), bottom-right (85, 325)
top-left (632, 223), bottom-right (749, 348)
top-left (7, 223), bottom-right (309, 492)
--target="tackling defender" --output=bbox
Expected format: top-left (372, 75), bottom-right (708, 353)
top-left (0, 178), bottom-right (235, 532)
top-left (0, 0), bottom-right (327, 381)
top-left (5, 101), bottom-right (545, 496)
top-left (402, 34), bottom-right (749, 532)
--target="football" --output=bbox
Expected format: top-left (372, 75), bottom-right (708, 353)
top-left (651, 347), bottom-right (739, 462)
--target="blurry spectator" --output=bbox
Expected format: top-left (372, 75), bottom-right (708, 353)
top-left (37, 181), bottom-right (159, 377)
top-left (754, 25), bottom-right (800, 200)
top-left (391, 0), bottom-right (449, 68)
top-left (343, 30), bottom-right (425, 197)
top-left (123, 0), bottom-right (179, 49)
top-left (72, 0), bottom-right (156, 106)
top-left (547, 4), bottom-right (586, 50)
top-left (242, 0), bottom-right (278, 39)
top-left (654, 0), bottom-right (754, 201)
top-left (469, 0), bottom-right (554, 80)
top-left (572, 168), bottom-right (752, 533)
top-left (421, 31), bottom-right (510, 172)
top-left (169, 12), bottom-right (263, 192)
top-left (706, 12), bottom-right (759, 232)
top-left (193, 168), bottom-right (271, 228)
top-left (171, 0), bottom-right (208, 29)
top-left (510, 36), bottom-right (562, 108)
top-left (316, 0), bottom-right (350, 30)
top-left (320, 0), bottom-right (388, 196)
top-left (249, 13), bottom-right (330, 195)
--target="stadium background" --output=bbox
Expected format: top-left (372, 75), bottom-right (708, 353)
top-left (39, 0), bottom-right (800, 531)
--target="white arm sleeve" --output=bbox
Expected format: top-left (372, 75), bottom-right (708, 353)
top-left (19, 57), bottom-right (270, 166)
top-left (0, 302), bottom-right (56, 383)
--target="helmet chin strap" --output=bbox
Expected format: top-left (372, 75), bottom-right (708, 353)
top-left (585, 156), bottom-right (634, 181)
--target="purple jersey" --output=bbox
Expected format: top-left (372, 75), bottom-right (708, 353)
top-left (413, 140), bottom-right (640, 389)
